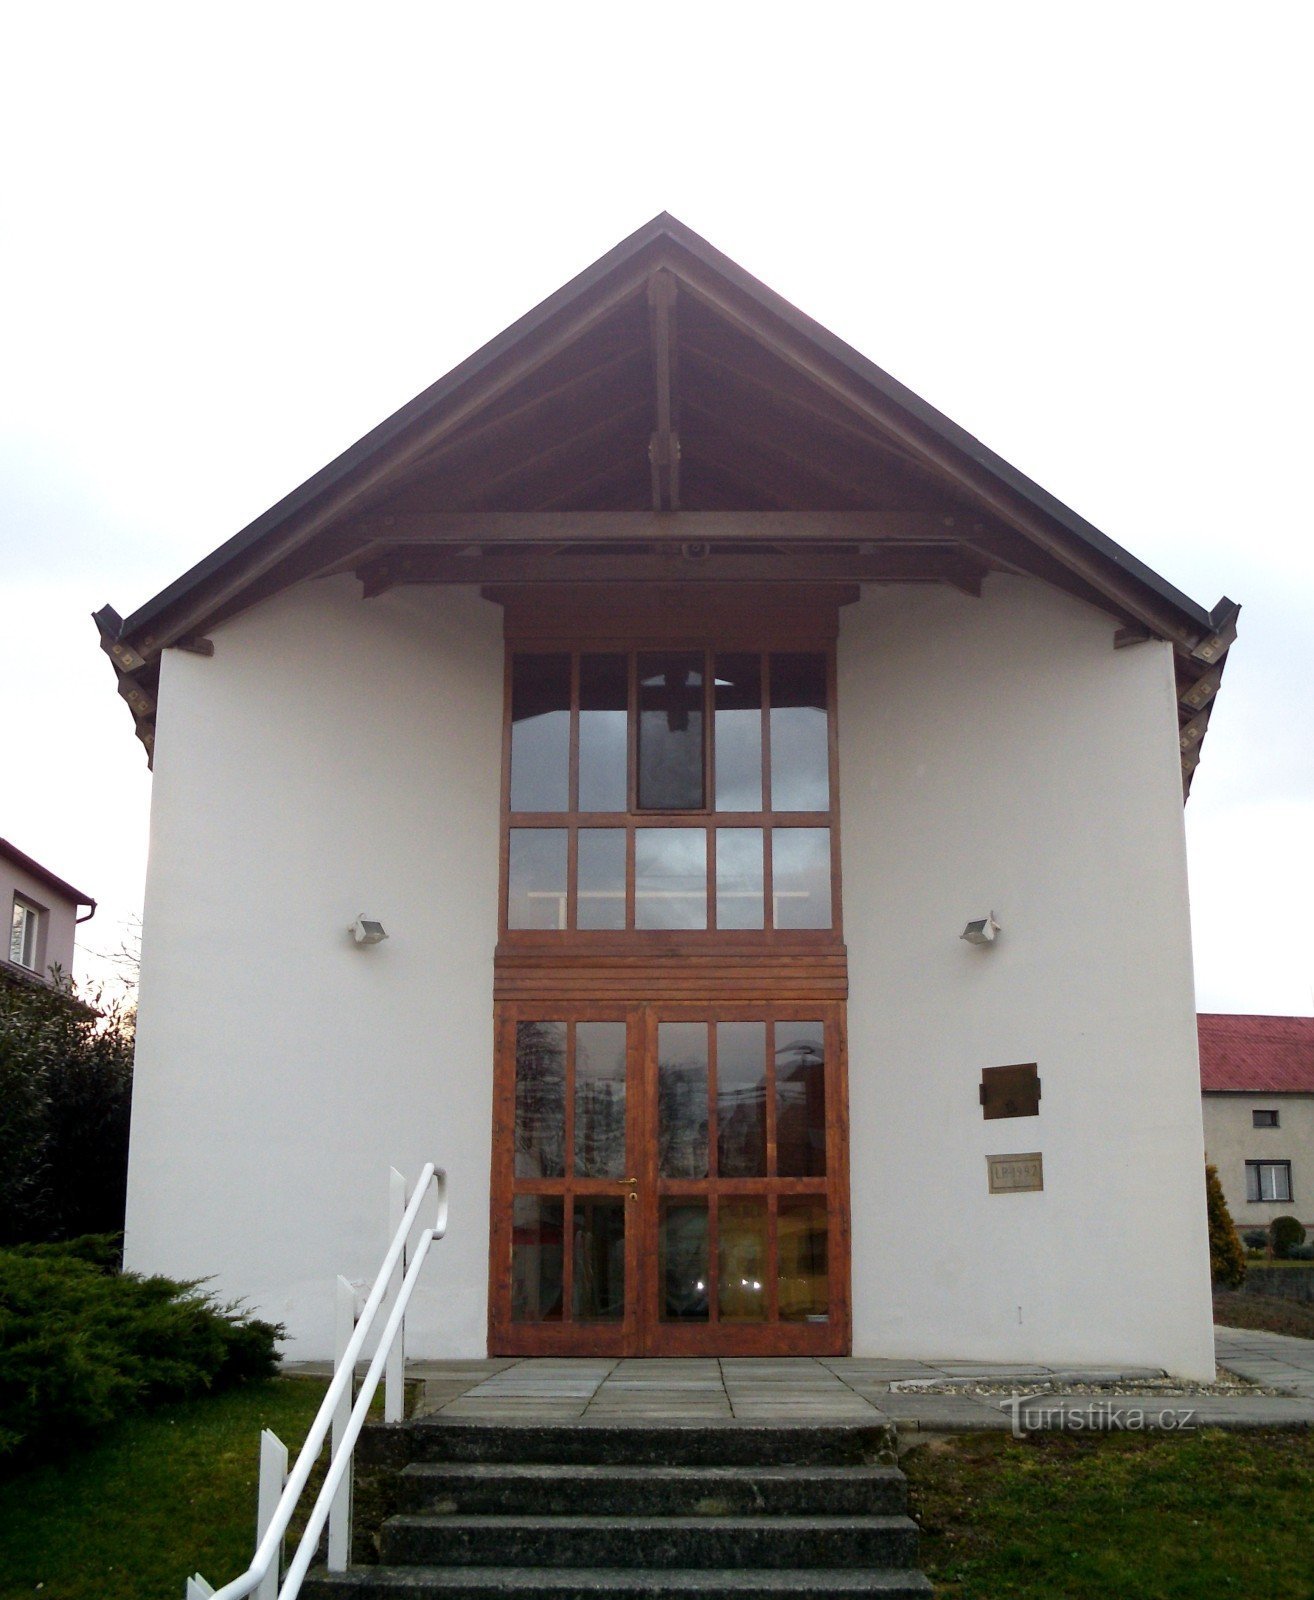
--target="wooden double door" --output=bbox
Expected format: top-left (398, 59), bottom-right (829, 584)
top-left (489, 1002), bottom-right (850, 1355)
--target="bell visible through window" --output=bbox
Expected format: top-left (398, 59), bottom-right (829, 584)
top-left (638, 652), bottom-right (704, 810)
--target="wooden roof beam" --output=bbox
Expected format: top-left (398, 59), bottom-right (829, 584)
top-left (349, 510), bottom-right (982, 546)
top-left (647, 270), bottom-right (680, 510)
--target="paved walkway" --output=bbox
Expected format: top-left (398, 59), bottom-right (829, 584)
top-left (288, 1327), bottom-right (1314, 1432)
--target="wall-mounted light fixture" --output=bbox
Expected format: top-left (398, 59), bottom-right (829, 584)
top-left (960, 912), bottom-right (1001, 947)
top-left (349, 915), bottom-right (389, 947)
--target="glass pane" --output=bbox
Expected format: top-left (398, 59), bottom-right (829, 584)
top-left (572, 1197), bottom-right (626, 1321)
top-left (514, 1021), bottom-right (565, 1178)
top-left (578, 829), bottom-right (626, 931)
top-left (579, 654), bottom-right (628, 812)
top-left (638, 651), bottom-right (704, 810)
top-left (776, 1022), bottom-right (826, 1177)
top-left (635, 828), bottom-right (707, 930)
top-left (717, 1022), bottom-right (767, 1178)
top-left (1246, 1165), bottom-right (1260, 1203)
top-left (508, 829), bottom-right (568, 929)
top-left (778, 1197), bottom-right (829, 1322)
top-left (660, 1200), bottom-right (709, 1321)
top-left (714, 653), bottom-right (762, 811)
top-left (658, 1022), bottom-right (709, 1179)
top-left (718, 1199), bottom-right (768, 1322)
top-left (511, 1196), bottom-right (563, 1321)
top-left (510, 654), bottom-right (571, 812)
top-left (574, 1021), bottom-right (627, 1178)
top-left (772, 828), bottom-right (832, 929)
top-left (716, 828), bottom-right (764, 931)
top-left (770, 653), bottom-right (829, 812)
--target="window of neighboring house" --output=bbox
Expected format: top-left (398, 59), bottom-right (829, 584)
top-left (1245, 1160), bottom-right (1293, 1203)
top-left (9, 896), bottom-right (42, 971)
top-left (1253, 1109), bottom-right (1280, 1128)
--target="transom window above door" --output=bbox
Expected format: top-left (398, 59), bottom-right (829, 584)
top-left (503, 650), bottom-right (838, 936)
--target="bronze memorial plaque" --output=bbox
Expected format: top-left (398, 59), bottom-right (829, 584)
top-left (980, 1063), bottom-right (1040, 1120)
top-left (986, 1152), bottom-right (1043, 1194)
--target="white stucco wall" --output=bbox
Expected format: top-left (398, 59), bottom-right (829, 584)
top-left (1203, 1093), bottom-right (1314, 1233)
top-left (840, 577), bottom-right (1216, 1379)
top-left (128, 569), bottom-right (1215, 1374)
top-left (125, 577), bottom-right (503, 1360)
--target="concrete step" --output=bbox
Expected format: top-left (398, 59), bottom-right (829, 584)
top-left (401, 1422), bottom-right (896, 1468)
top-left (379, 1513), bottom-right (921, 1570)
top-left (395, 1461), bottom-right (909, 1517)
top-left (303, 1564), bottom-right (934, 1599)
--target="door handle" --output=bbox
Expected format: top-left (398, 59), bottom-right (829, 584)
top-left (620, 1177), bottom-right (639, 1185)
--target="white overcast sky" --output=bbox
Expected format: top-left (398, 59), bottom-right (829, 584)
top-left (3, 2), bottom-right (1311, 1013)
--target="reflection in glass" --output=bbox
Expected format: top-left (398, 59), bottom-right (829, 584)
top-left (715, 828), bottom-right (764, 930)
top-left (508, 829), bottom-right (568, 930)
top-left (509, 654), bottom-right (571, 812)
top-left (717, 1022), bottom-right (767, 1178)
top-left (514, 1021), bottom-right (565, 1177)
top-left (660, 1200), bottom-right (709, 1321)
top-left (638, 652), bottom-right (704, 810)
top-left (778, 1197), bottom-right (828, 1322)
top-left (658, 1022), bottom-right (708, 1178)
top-left (574, 1021), bottom-right (627, 1179)
top-left (772, 828), bottom-right (832, 929)
top-left (511, 1196), bottom-right (564, 1321)
top-left (719, 1199), bottom-right (768, 1322)
top-left (635, 829), bottom-right (707, 929)
top-left (578, 829), bottom-right (626, 931)
top-left (776, 1023), bottom-right (826, 1177)
top-left (770, 654), bottom-right (829, 812)
top-left (579, 654), bottom-right (628, 812)
top-left (714, 654), bottom-right (762, 811)
top-left (572, 1198), bottom-right (625, 1321)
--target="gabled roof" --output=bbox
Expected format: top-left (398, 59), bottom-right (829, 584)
top-left (0, 837), bottom-right (95, 910)
top-left (1199, 1014), bottom-right (1314, 1094)
top-left (94, 213), bottom-right (1237, 782)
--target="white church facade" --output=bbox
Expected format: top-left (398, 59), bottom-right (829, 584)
top-left (99, 216), bottom-right (1236, 1378)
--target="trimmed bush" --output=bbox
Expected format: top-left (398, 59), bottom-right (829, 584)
top-left (1206, 1164), bottom-right (1246, 1288)
top-left (1270, 1216), bottom-right (1308, 1259)
top-left (0, 1242), bottom-right (282, 1464)
top-left (1242, 1229), bottom-right (1270, 1250)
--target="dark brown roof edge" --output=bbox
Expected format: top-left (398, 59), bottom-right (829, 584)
top-left (110, 212), bottom-right (1227, 649)
top-left (0, 838), bottom-right (95, 909)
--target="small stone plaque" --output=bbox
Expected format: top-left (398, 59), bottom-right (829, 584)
top-left (987, 1152), bottom-right (1043, 1194)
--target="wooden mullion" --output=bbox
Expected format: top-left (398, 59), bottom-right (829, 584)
top-left (766, 1191), bottom-right (780, 1325)
top-left (708, 1185), bottom-right (720, 1327)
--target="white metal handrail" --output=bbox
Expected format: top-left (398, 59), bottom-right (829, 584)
top-left (187, 1163), bottom-right (447, 1600)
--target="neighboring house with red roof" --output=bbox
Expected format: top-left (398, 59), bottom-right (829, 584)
top-left (1200, 1013), bottom-right (1314, 1232)
top-left (1, 837), bottom-right (96, 990)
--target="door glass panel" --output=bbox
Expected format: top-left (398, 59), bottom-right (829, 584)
top-left (514, 1021), bottom-right (565, 1177)
top-left (778, 1197), bottom-right (829, 1321)
top-left (770, 653), bottom-right (829, 812)
top-left (719, 1198), bottom-right (768, 1322)
top-left (637, 651), bottom-right (704, 810)
top-left (658, 1022), bottom-right (709, 1178)
top-left (510, 654), bottom-right (571, 812)
top-left (714, 653), bottom-right (762, 811)
top-left (660, 1200), bottom-right (710, 1321)
top-left (574, 1022), bottom-right (627, 1179)
top-left (635, 828), bottom-right (707, 929)
top-left (579, 654), bottom-right (628, 812)
top-left (577, 829), bottom-right (626, 930)
top-left (572, 1198), bottom-right (626, 1321)
top-left (772, 828), bottom-right (832, 929)
top-left (511, 1196), bottom-right (564, 1321)
top-left (775, 1022), bottom-right (826, 1177)
top-left (716, 1021), bottom-right (767, 1178)
top-left (715, 828), bottom-right (764, 931)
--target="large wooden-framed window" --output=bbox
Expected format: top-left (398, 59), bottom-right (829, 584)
top-left (501, 645), bottom-right (840, 944)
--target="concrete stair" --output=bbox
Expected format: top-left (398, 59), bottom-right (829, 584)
top-left (303, 1419), bottom-right (931, 1600)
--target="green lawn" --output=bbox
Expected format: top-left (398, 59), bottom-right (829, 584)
top-left (0, 1377), bottom-right (328, 1600)
top-left (905, 1428), bottom-right (1314, 1599)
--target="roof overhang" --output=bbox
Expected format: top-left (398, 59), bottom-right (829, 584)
top-left (94, 212), bottom-right (1237, 793)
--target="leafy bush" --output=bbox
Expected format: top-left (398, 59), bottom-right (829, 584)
top-left (1242, 1229), bottom-right (1270, 1250)
top-left (0, 1244), bottom-right (282, 1464)
top-left (1206, 1164), bottom-right (1246, 1288)
top-left (0, 973), bottom-right (133, 1247)
top-left (1270, 1216), bottom-right (1308, 1259)
top-left (1287, 1244), bottom-right (1314, 1262)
